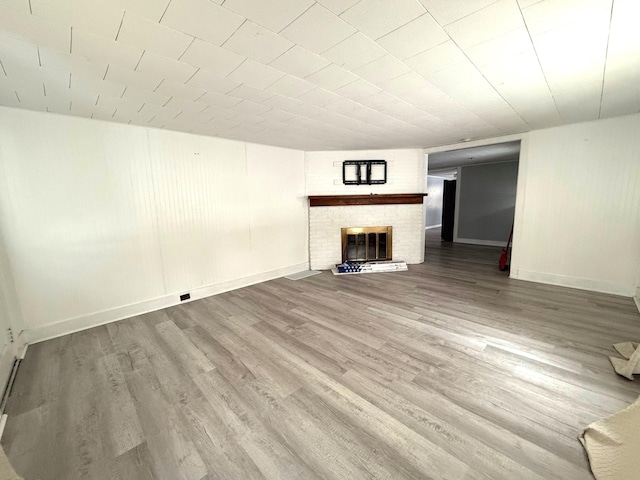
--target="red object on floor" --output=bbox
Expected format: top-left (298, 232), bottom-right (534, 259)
top-left (499, 226), bottom-right (513, 271)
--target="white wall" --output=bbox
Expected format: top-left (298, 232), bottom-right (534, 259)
top-left (0, 107), bottom-right (308, 343)
top-left (306, 149), bottom-right (426, 195)
top-left (425, 176), bottom-right (444, 229)
top-left (511, 114), bottom-right (640, 296)
top-left (0, 221), bottom-right (24, 393)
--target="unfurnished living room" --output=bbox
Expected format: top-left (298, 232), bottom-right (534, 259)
top-left (1, 0), bottom-right (640, 479)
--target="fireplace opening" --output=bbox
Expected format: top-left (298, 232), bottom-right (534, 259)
top-left (341, 226), bottom-right (392, 263)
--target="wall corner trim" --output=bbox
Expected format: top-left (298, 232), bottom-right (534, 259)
top-left (23, 262), bottom-right (309, 345)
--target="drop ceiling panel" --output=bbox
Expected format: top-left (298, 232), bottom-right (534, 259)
top-left (322, 33), bottom-right (386, 70)
top-left (226, 59), bottom-right (285, 89)
top-left (116, 12), bottom-right (193, 60)
top-left (316, 0), bottom-right (360, 16)
top-left (463, 27), bottom-right (534, 67)
top-left (296, 87), bottom-right (342, 107)
top-left (135, 51), bottom-right (197, 84)
top-left (73, 29), bottom-right (143, 70)
top-left (160, 0), bottom-right (244, 46)
top-left (186, 69), bottom-right (240, 93)
top-left (339, 0), bottom-right (426, 39)
top-left (268, 45), bottom-right (330, 78)
top-left (0, 6), bottom-right (70, 54)
top-left (405, 41), bottom-right (468, 77)
top-left (354, 55), bottom-right (411, 85)
top-left (102, 0), bottom-right (170, 22)
top-left (376, 13), bottom-right (448, 59)
top-left (223, 21), bottom-right (294, 64)
top-left (31, 0), bottom-right (124, 41)
top-left (306, 64), bottom-right (359, 91)
top-left (420, 0), bottom-right (501, 26)
top-left (228, 85), bottom-right (275, 103)
top-left (280, 4), bottom-right (356, 54)
top-left (179, 39), bottom-right (245, 76)
top-left (222, 0), bottom-right (314, 32)
top-left (520, 0), bottom-right (611, 36)
top-left (265, 75), bottom-right (316, 97)
top-left (333, 79), bottom-right (382, 100)
top-left (154, 79), bottom-right (206, 101)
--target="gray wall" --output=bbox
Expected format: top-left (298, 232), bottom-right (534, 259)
top-left (426, 176), bottom-right (444, 228)
top-left (457, 161), bottom-right (518, 243)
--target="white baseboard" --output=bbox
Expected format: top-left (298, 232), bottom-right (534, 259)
top-left (425, 224), bottom-right (442, 230)
top-left (512, 269), bottom-right (636, 297)
top-left (455, 237), bottom-right (506, 247)
top-left (23, 262), bottom-right (309, 345)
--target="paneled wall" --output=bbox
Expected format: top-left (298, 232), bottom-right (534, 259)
top-left (0, 107), bottom-right (308, 342)
top-left (511, 114), bottom-right (640, 296)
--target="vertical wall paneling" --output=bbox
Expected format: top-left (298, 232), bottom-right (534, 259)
top-left (511, 113), bottom-right (640, 296)
top-left (0, 107), bottom-right (307, 341)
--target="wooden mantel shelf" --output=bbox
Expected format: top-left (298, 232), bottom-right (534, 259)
top-left (308, 193), bottom-right (427, 207)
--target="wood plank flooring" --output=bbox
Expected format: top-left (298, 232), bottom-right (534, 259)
top-left (3, 229), bottom-right (640, 479)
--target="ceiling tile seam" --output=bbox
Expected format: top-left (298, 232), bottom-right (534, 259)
top-left (515, 1), bottom-right (562, 123)
top-left (27, 0), bottom-right (32, 15)
top-left (597, 0), bottom-right (616, 120)
top-left (274, 2), bottom-right (318, 34)
top-left (36, 47), bottom-right (42, 67)
top-left (219, 19), bottom-right (248, 48)
top-left (438, 0), bottom-right (502, 27)
top-left (114, 11), bottom-right (126, 41)
top-left (0, 60), bottom-right (6, 76)
top-left (158, 0), bottom-right (173, 23)
top-left (177, 37), bottom-right (197, 62)
top-left (69, 26), bottom-right (73, 54)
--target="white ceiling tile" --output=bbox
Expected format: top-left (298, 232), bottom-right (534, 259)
top-left (260, 94), bottom-right (304, 111)
top-left (222, 0), bottom-right (314, 32)
top-left (31, 0), bottom-right (124, 41)
top-left (265, 75), bottom-right (316, 97)
top-left (322, 33), bottom-right (386, 70)
top-left (179, 39), bottom-right (245, 76)
top-left (464, 27), bottom-right (534, 67)
top-left (0, 36), bottom-right (40, 76)
top-left (405, 41), bottom-right (467, 77)
top-left (102, 0), bottom-right (170, 22)
top-left (260, 108), bottom-right (299, 122)
top-left (116, 12), bottom-right (193, 60)
top-left (268, 46), bottom-right (330, 78)
top-left (2, 0), bottom-right (29, 14)
top-left (105, 64), bottom-right (161, 90)
top-left (154, 79), bottom-right (205, 101)
top-left (306, 64), bottom-right (359, 91)
top-left (333, 79), bottom-right (382, 100)
top-left (226, 59), bottom-right (286, 89)
top-left (280, 4), bottom-right (356, 54)
top-left (554, 90), bottom-right (601, 123)
top-left (376, 13), bottom-right (447, 59)
top-left (161, 0), bottom-right (244, 46)
top-left (228, 85), bottom-right (275, 103)
top-left (122, 85), bottom-right (171, 107)
top-left (340, 0), bottom-right (426, 39)
top-left (444, 0), bottom-right (524, 49)
top-left (353, 55), bottom-right (410, 85)
top-left (521, 0), bottom-right (611, 36)
top-left (289, 103), bottom-right (326, 118)
top-left (0, 6), bottom-right (70, 53)
top-left (135, 51), bottom-right (198, 84)
top-left (296, 87), bottom-right (342, 106)
top-left (379, 72), bottom-right (432, 96)
top-left (185, 68), bottom-right (241, 93)
top-left (607, 0), bottom-right (640, 55)
top-left (223, 21), bottom-right (294, 64)
top-left (197, 90), bottom-right (243, 109)
top-left (316, 0), bottom-right (360, 15)
top-left (419, 0), bottom-right (498, 26)
top-left (532, 15), bottom-right (609, 94)
top-left (232, 100), bottom-right (271, 115)
top-left (73, 29), bottom-right (143, 70)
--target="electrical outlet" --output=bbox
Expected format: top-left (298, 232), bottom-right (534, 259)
top-left (180, 293), bottom-right (191, 301)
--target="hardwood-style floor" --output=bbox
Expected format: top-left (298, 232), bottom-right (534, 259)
top-left (4, 229), bottom-right (640, 479)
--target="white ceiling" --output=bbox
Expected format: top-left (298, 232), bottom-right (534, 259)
top-left (0, 0), bottom-right (638, 151)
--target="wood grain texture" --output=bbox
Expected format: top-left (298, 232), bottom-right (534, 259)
top-left (309, 193), bottom-right (427, 206)
top-left (2, 228), bottom-right (640, 479)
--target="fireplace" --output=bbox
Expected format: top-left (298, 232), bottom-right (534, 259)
top-left (341, 226), bottom-right (392, 263)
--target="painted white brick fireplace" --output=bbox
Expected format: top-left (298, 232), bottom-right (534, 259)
top-left (306, 149), bottom-right (427, 270)
top-left (309, 204), bottom-right (425, 270)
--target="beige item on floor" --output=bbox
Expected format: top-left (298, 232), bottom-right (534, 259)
top-left (609, 342), bottom-right (640, 380)
top-left (0, 445), bottom-right (23, 480)
top-left (580, 395), bottom-right (640, 480)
